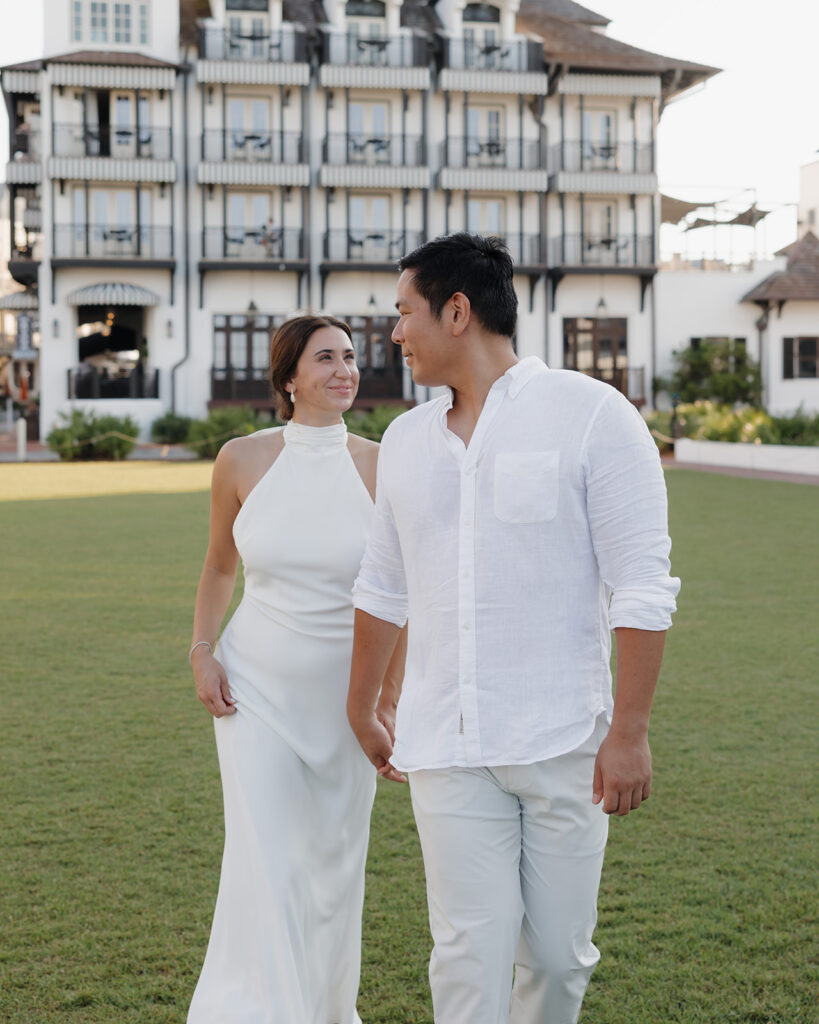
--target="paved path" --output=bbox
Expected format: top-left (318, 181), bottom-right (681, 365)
top-left (662, 457), bottom-right (818, 486)
top-left (1, 440), bottom-right (816, 483)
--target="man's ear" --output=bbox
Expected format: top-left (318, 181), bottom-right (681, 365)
top-left (449, 292), bottom-right (471, 337)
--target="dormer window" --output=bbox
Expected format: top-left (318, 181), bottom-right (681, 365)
top-left (346, 0), bottom-right (386, 38)
top-left (463, 3), bottom-right (502, 68)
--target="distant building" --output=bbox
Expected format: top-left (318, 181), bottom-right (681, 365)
top-left (654, 232), bottom-right (819, 415)
top-left (2, 0), bottom-right (718, 439)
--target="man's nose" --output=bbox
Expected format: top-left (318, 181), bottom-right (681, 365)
top-left (391, 321), bottom-right (403, 344)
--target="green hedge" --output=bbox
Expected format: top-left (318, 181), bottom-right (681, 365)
top-left (150, 410), bottom-right (193, 446)
top-left (46, 409), bottom-right (140, 461)
top-left (185, 407), bottom-right (271, 459)
top-left (645, 401), bottom-right (819, 453)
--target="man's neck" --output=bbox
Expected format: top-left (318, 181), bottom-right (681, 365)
top-left (446, 343), bottom-right (518, 446)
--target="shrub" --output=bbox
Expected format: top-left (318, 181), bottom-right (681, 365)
top-left (151, 410), bottom-right (193, 446)
top-left (186, 407), bottom-right (267, 459)
top-left (345, 405), bottom-right (408, 442)
top-left (769, 408), bottom-right (819, 446)
top-left (46, 409), bottom-right (140, 461)
top-left (655, 339), bottom-right (762, 406)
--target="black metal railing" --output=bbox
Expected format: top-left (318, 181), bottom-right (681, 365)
top-left (549, 141), bottom-right (654, 174)
top-left (54, 224), bottom-right (173, 259)
top-left (68, 366), bottom-right (159, 400)
top-left (203, 227), bottom-right (305, 261)
top-left (497, 234), bottom-right (544, 265)
top-left (323, 133), bottom-right (424, 167)
top-left (442, 136), bottom-right (544, 170)
top-left (52, 123), bottom-right (172, 160)
top-left (322, 32), bottom-right (429, 67)
top-left (11, 237), bottom-right (44, 262)
top-left (549, 235), bottom-right (655, 267)
top-left (202, 129), bottom-right (304, 164)
top-left (10, 127), bottom-right (41, 160)
top-left (443, 37), bottom-right (543, 73)
top-left (198, 26), bottom-right (308, 61)
top-left (211, 369), bottom-right (270, 403)
top-left (324, 229), bottom-right (423, 263)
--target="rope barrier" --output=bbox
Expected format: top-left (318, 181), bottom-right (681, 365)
top-left (47, 426), bottom-right (250, 456)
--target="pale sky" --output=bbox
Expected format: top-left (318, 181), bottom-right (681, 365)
top-left (1, 0), bottom-right (815, 259)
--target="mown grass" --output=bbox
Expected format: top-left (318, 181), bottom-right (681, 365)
top-left (1, 464), bottom-right (816, 1023)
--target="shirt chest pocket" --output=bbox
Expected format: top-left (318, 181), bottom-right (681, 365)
top-left (493, 451), bottom-right (560, 524)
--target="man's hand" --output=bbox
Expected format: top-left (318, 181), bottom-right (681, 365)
top-left (592, 727), bottom-right (651, 816)
top-left (350, 709), bottom-right (406, 783)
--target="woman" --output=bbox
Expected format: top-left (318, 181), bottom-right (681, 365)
top-left (188, 315), bottom-right (404, 1023)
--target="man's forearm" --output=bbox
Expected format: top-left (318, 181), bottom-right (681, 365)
top-left (610, 627), bottom-right (666, 736)
top-left (348, 609), bottom-right (402, 723)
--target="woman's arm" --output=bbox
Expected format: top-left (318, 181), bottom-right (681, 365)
top-left (190, 441), bottom-right (243, 717)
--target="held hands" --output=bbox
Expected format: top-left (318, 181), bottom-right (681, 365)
top-left (191, 648), bottom-right (237, 718)
top-left (349, 706), bottom-right (406, 784)
top-left (592, 726), bottom-right (651, 816)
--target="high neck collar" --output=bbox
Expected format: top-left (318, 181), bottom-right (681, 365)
top-left (283, 418), bottom-right (348, 451)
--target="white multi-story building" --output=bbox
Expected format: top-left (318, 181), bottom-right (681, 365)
top-left (1, 0), bottom-right (717, 439)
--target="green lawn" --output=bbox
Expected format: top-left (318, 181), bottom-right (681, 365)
top-left (1, 464), bottom-right (816, 1023)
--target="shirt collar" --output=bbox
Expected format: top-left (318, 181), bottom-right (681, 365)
top-left (439, 357), bottom-right (548, 413)
top-left (505, 356), bottom-right (549, 398)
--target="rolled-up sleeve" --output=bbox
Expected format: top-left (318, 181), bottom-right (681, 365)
top-left (352, 429), bottom-right (409, 627)
top-left (582, 391), bottom-right (680, 631)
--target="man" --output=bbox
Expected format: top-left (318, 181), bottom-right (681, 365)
top-left (348, 233), bottom-right (680, 1024)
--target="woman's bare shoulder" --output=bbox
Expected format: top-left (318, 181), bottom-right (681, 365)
top-left (346, 433), bottom-right (380, 456)
top-left (216, 428), bottom-right (285, 498)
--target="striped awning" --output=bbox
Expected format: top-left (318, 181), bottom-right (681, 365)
top-left (65, 282), bottom-right (161, 306)
top-left (0, 291), bottom-right (38, 310)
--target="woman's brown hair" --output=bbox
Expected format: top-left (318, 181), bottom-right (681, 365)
top-left (268, 315), bottom-right (353, 421)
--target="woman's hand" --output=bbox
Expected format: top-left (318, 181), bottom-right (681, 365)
top-left (192, 649), bottom-right (237, 718)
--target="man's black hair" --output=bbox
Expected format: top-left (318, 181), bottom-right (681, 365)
top-left (397, 233), bottom-right (517, 338)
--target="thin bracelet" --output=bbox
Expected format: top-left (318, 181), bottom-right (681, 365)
top-left (189, 640), bottom-right (213, 665)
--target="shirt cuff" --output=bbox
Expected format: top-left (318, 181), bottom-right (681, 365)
top-left (352, 578), bottom-right (409, 628)
top-left (609, 579), bottom-right (680, 631)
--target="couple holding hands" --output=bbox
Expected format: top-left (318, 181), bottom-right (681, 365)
top-left (187, 233), bottom-right (680, 1024)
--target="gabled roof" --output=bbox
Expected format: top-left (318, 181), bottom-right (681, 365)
top-left (536, 0), bottom-right (610, 26)
top-left (3, 50), bottom-right (179, 72)
top-left (515, 4), bottom-right (720, 103)
top-left (743, 232), bottom-right (819, 303)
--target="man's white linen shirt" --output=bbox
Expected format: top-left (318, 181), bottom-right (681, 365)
top-left (352, 358), bottom-right (680, 773)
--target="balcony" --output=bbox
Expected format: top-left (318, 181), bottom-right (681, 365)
top-left (322, 32), bottom-right (428, 68)
top-left (9, 238), bottom-right (44, 286)
top-left (549, 141), bottom-right (654, 175)
top-left (442, 38), bottom-right (543, 73)
top-left (10, 127), bottom-right (41, 161)
top-left (198, 27), bottom-right (308, 62)
top-left (549, 235), bottom-right (655, 267)
top-left (53, 224), bottom-right (173, 261)
top-left (210, 368), bottom-right (270, 404)
top-left (323, 229), bottom-right (423, 264)
top-left (202, 227), bottom-right (305, 263)
top-left (68, 366), bottom-right (159, 400)
top-left (323, 133), bottom-right (424, 167)
top-left (497, 234), bottom-right (544, 267)
top-left (53, 123), bottom-right (172, 160)
top-left (442, 137), bottom-right (543, 171)
top-left (202, 129), bottom-right (304, 164)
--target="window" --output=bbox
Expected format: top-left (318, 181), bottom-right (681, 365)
top-left (114, 3), bottom-right (131, 43)
top-left (73, 0), bottom-right (83, 41)
top-left (138, 2), bottom-right (148, 44)
top-left (783, 337), bottom-right (818, 379)
top-left (582, 110), bottom-right (617, 169)
top-left (90, 1), bottom-right (108, 41)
